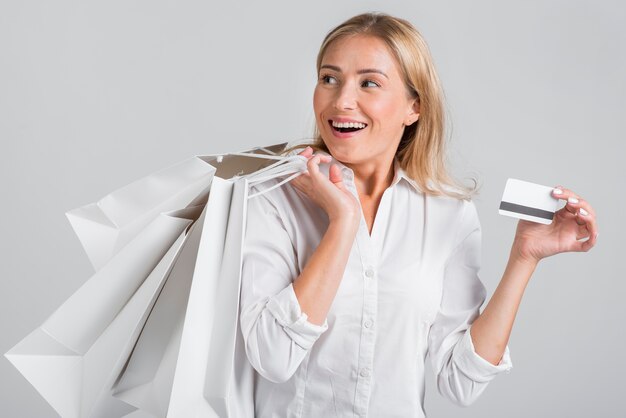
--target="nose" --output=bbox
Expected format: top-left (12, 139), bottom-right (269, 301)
top-left (334, 83), bottom-right (357, 111)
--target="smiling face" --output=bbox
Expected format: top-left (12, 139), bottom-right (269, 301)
top-left (313, 34), bottom-right (420, 168)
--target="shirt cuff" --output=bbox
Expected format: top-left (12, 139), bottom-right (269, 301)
top-left (452, 325), bottom-right (513, 383)
top-left (265, 283), bottom-right (328, 350)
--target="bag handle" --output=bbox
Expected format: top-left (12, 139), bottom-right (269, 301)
top-left (247, 170), bottom-right (304, 199)
top-left (212, 150), bottom-right (309, 200)
top-left (239, 154), bottom-right (308, 200)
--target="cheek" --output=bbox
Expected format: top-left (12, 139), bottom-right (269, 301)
top-left (312, 87), bottom-right (328, 119)
top-left (365, 97), bottom-right (402, 127)
top-left (368, 96), bottom-right (408, 131)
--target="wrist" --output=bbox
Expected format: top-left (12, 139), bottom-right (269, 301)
top-left (509, 241), bottom-right (540, 269)
top-left (328, 215), bottom-right (360, 234)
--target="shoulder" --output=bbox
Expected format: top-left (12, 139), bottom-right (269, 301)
top-left (425, 192), bottom-right (480, 246)
top-left (425, 191), bottom-right (476, 217)
top-left (248, 172), bottom-right (315, 222)
top-left (248, 176), bottom-right (293, 213)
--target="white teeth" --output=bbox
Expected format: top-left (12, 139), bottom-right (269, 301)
top-left (331, 121), bottom-right (366, 129)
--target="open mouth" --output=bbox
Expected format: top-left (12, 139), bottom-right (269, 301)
top-left (329, 120), bottom-right (367, 133)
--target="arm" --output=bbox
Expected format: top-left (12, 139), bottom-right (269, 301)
top-left (469, 250), bottom-right (535, 366)
top-left (240, 151), bottom-right (360, 383)
top-left (472, 184), bottom-right (599, 365)
top-left (287, 149), bottom-right (361, 325)
top-left (432, 185), bottom-right (598, 405)
top-left (428, 200), bottom-right (513, 407)
top-left (292, 219), bottom-right (358, 325)
top-left (240, 190), bottom-right (329, 384)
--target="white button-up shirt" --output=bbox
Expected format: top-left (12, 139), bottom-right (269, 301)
top-left (240, 151), bottom-right (513, 418)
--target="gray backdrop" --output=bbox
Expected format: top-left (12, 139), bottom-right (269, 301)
top-left (1, 0), bottom-right (624, 417)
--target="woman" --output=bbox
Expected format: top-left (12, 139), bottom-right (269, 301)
top-left (240, 12), bottom-right (598, 417)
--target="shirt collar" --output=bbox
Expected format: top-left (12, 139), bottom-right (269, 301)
top-left (315, 150), bottom-right (421, 193)
top-left (392, 158), bottom-right (421, 192)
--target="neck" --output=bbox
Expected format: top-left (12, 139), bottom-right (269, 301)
top-left (347, 158), bottom-right (396, 198)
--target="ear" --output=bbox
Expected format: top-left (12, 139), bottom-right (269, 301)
top-left (404, 98), bottom-right (420, 126)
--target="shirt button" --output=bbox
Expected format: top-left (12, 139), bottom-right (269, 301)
top-left (364, 319), bottom-right (373, 329)
top-left (364, 267), bottom-right (375, 278)
top-left (359, 369), bottom-right (370, 378)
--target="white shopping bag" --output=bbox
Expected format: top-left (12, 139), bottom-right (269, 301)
top-left (5, 205), bottom-right (203, 418)
top-left (66, 143), bottom-right (289, 272)
top-left (5, 142), bottom-right (307, 418)
top-left (115, 151), bottom-right (307, 418)
top-left (112, 206), bottom-right (208, 417)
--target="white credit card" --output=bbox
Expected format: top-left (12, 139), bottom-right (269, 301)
top-left (499, 178), bottom-right (560, 224)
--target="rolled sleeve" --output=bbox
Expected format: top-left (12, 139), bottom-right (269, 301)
top-left (266, 283), bottom-right (328, 350)
top-left (429, 200), bottom-right (513, 406)
top-left (452, 326), bottom-right (513, 383)
top-left (240, 183), bottom-right (327, 383)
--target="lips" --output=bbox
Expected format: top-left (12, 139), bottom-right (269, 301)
top-left (328, 119), bottom-right (368, 134)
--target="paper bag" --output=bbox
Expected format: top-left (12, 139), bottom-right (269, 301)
top-left (6, 142), bottom-right (307, 418)
top-left (117, 151), bottom-right (306, 418)
top-left (5, 205), bottom-right (203, 418)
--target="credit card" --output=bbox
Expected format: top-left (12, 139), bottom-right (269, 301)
top-left (499, 178), bottom-right (559, 224)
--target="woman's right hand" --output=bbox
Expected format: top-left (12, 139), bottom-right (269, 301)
top-left (290, 146), bottom-right (361, 228)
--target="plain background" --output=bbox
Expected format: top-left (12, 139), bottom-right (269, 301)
top-left (1, 0), bottom-right (624, 417)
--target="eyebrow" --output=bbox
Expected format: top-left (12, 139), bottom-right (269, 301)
top-left (320, 64), bottom-right (389, 79)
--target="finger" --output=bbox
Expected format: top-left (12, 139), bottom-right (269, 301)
top-left (552, 186), bottom-right (584, 215)
top-left (566, 196), bottom-right (584, 217)
top-left (315, 153), bottom-right (332, 163)
top-left (306, 154), bottom-right (322, 176)
top-left (298, 146), bottom-right (314, 158)
top-left (328, 163), bottom-right (346, 187)
top-left (561, 195), bottom-right (596, 218)
top-left (308, 153), bottom-right (332, 169)
top-left (552, 186), bottom-right (575, 215)
top-left (575, 207), bottom-right (598, 244)
top-left (552, 185), bottom-right (579, 202)
top-left (552, 186), bottom-right (577, 215)
top-left (567, 211), bottom-right (598, 253)
top-left (570, 202), bottom-right (587, 225)
top-left (576, 230), bottom-right (598, 252)
top-left (306, 154), bottom-right (331, 179)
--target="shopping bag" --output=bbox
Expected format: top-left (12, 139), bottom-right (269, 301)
top-left (112, 205), bottom-right (208, 417)
top-left (115, 151), bottom-right (307, 418)
top-left (66, 142), bottom-right (289, 272)
top-left (66, 158), bottom-right (211, 272)
top-left (5, 205), bottom-right (203, 418)
top-left (5, 142), bottom-right (307, 418)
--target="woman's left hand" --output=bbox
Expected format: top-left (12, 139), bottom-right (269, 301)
top-left (511, 185), bottom-right (599, 264)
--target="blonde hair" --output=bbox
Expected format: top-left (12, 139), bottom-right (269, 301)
top-left (283, 12), bottom-right (479, 200)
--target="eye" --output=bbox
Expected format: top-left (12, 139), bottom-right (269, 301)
top-left (320, 74), bottom-right (338, 85)
top-left (361, 79), bottom-right (380, 88)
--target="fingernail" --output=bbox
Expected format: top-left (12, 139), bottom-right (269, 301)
top-left (579, 208), bottom-right (588, 216)
top-left (553, 188), bottom-right (563, 195)
top-left (568, 197), bottom-right (579, 204)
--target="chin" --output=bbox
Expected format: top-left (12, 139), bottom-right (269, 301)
top-left (321, 140), bottom-right (353, 162)
top-left (328, 148), bottom-right (362, 166)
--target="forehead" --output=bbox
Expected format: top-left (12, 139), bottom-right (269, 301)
top-left (321, 34), bottom-right (402, 77)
